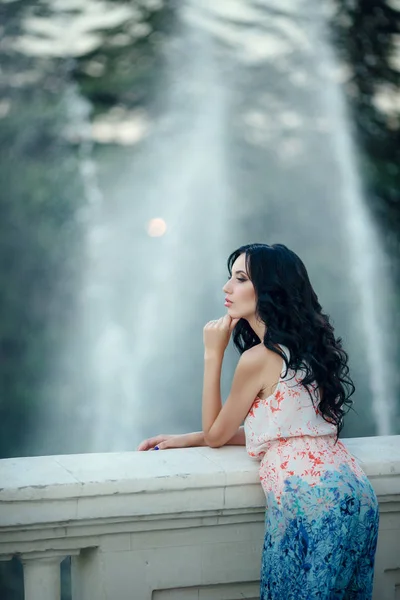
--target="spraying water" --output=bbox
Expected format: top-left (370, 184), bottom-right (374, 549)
top-left (313, 7), bottom-right (396, 434)
top-left (185, 0), bottom-right (396, 434)
top-left (62, 19), bottom-right (229, 451)
top-left (27, 0), bottom-right (396, 453)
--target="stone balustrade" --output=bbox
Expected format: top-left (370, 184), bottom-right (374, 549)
top-left (0, 435), bottom-right (399, 600)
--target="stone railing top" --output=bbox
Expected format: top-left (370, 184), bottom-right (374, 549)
top-left (0, 435), bottom-right (399, 528)
top-left (0, 435), bottom-right (399, 501)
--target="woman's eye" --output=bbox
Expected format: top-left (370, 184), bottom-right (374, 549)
top-left (237, 278), bottom-right (247, 283)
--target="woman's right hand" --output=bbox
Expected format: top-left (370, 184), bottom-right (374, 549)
top-left (137, 433), bottom-right (195, 451)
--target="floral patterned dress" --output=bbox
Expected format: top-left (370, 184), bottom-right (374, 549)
top-left (244, 345), bottom-right (379, 600)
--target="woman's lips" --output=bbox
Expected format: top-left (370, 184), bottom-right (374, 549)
top-left (224, 298), bottom-right (233, 307)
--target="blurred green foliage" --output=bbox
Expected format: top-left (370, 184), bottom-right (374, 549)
top-left (334, 0), bottom-right (399, 265)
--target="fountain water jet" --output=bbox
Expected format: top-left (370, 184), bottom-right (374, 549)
top-left (314, 6), bottom-right (396, 435)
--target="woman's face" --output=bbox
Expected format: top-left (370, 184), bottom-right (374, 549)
top-left (223, 253), bottom-right (257, 320)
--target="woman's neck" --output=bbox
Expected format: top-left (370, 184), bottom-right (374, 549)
top-left (246, 315), bottom-right (266, 344)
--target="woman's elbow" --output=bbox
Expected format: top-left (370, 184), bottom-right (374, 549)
top-left (203, 432), bottom-right (224, 448)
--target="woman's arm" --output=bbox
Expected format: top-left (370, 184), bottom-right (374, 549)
top-left (137, 427), bottom-right (246, 451)
top-left (203, 349), bottom-right (264, 447)
top-left (202, 316), bottom-right (262, 448)
top-left (188, 426), bottom-right (246, 447)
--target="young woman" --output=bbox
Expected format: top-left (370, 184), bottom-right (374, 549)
top-left (138, 243), bottom-right (379, 599)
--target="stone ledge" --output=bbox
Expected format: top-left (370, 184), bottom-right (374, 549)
top-left (1, 436), bottom-right (399, 498)
top-left (0, 436), bottom-right (398, 531)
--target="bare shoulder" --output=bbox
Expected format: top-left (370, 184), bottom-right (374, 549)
top-left (240, 345), bottom-right (285, 395)
top-left (242, 343), bottom-right (279, 360)
top-left (239, 344), bottom-right (271, 370)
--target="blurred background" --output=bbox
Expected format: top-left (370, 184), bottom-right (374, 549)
top-left (0, 0), bottom-right (400, 463)
top-left (0, 0), bottom-right (399, 597)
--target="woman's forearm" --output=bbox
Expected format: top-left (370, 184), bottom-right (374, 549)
top-left (202, 352), bottom-right (224, 437)
top-left (186, 427), bottom-right (245, 448)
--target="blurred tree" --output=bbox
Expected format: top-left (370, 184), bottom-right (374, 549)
top-left (332, 0), bottom-right (400, 432)
top-left (333, 0), bottom-right (400, 268)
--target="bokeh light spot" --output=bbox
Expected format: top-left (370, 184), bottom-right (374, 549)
top-left (147, 218), bottom-right (167, 237)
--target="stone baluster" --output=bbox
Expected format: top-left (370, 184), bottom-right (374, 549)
top-left (20, 550), bottom-right (78, 600)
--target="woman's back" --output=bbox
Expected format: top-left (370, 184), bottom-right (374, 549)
top-left (244, 345), bottom-right (369, 497)
top-left (244, 345), bottom-right (337, 459)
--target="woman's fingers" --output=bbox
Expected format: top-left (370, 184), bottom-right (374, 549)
top-left (137, 435), bottom-right (165, 451)
top-left (157, 436), bottom-right (179, 450)
top-left (137, 434), bottom-right (186, 451)
top-left (137, 441), bottom-right (150, 451)
top-left (206, 316), bottom-right (233, 330)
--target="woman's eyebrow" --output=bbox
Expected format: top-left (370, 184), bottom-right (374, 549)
top-left (233, 270), bottom-right (248, 276)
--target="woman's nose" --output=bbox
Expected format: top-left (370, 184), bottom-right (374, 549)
top-left (222, 281), bottom-right (231, 294)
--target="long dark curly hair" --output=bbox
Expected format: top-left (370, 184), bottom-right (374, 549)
top-left (228, 243), bottom-right (354, 437)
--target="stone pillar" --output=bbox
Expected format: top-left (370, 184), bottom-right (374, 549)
top-left (20, 551), bottom-right (68, 600)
